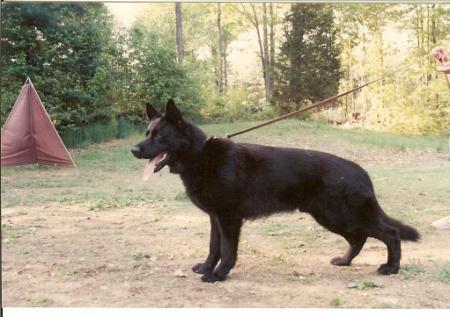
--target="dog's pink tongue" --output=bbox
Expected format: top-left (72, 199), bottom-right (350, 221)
top-left (142, 153), bottom-right (164, 181)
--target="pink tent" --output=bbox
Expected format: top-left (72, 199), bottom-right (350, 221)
top-left (1, 78), bottom-right (76, 167)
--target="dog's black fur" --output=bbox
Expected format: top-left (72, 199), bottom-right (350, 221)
top-left (131, 99), bottom-right (420, 283)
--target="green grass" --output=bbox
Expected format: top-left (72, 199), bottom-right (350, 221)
top-left (330, 297), bottom-right (342, 307)
top-left (260, 223), bottom-right (293, 237)
top-left (1, 224), bottom-right (29, 240)
top-left (400, 259), bottom-right (425, 280)
top-left (133, 252), bottom-right (152, 261)
top-left (202, 120), bottom-right (448, 152)
top-left (86, 191), bottom-right (164, 211)
top-left (174, 191), bottom-right (189, 201)
top-left (348, 280), bottom-right (384, 290)
top-left (34, 297), bottom-right (54, 307)
top-left (1, 120), bottom-right (448, 236)
top-left (436, 264), bottom-right (450, 283)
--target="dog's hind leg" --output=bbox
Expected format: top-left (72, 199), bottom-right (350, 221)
top-left (369, 222), bottom-right (401, 275)
top-left (331, 234), bottom-right (367, 266)
top-left (193, 216), bottom-right (221, 274)
top-left (201, 216), bottom-right (242, 283)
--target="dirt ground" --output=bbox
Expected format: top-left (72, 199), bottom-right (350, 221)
top-left (2, 123), bottom-right (450, 308)
top-left (1, 204), bottom-right (450, 308)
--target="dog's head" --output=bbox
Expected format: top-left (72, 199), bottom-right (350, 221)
top-left (131, 99), bottom-right (190, 173)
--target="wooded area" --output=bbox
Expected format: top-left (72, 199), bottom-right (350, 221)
top-left (1, 2), bottom-right (449, 146)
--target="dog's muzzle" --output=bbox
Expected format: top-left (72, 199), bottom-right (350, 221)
top-left (131, 145), bottom-right (142, 158)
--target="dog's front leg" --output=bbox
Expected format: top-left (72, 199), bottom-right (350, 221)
top-left (192, 216), bottom-right (221, 274)
top-left (201, 216), bottom-right (242, 283)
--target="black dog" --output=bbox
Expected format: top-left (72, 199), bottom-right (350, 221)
top-left (131, 99), bottom-right (420, 283)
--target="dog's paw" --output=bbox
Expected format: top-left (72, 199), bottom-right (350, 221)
top-left (330, 256), bottom-right (351, 266)
top-left (377, 263), bottom-right (399, 275)
top-left (192, 263), bottom-right (212, 274)
top-left (201, 271), bottom-right (226, 283)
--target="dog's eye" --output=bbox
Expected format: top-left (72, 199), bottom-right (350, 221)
top-left (145, 130), bottom-right (150, 137)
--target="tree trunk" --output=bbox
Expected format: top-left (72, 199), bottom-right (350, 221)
top-left (223, 36), bottom-right (228, 89)
top-left (263, 3), bottom-right (272, 103)
top-left (376, 17), bottom-right (384, 114)
top-left (251, 4), bottom-right (270, 103)
top-left (175, 3), bottom-right (184, 65)
top-left (269, 3), bottom-right (275, 82)
top-left (426, 4), bottom-right (431, 83)
top-left (430, 4), bottom-right (436, 45)
top-left (217, 3), bottom-right (223, 93)
top-left (362, 22), bottom-right (368, 121)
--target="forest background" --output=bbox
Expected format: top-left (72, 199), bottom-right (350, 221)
top-left (1, 2), bottom-right (449, 147)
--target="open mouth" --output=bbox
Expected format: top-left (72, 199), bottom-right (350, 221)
top-left (142, 152), bottom-right (169, 181)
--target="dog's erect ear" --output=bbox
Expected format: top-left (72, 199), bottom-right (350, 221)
top-left (164, 99), bottom-right (185, 129)
top-left (146, 102), bottom-right (161, 120)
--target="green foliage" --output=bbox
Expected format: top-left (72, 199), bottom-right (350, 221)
top-left (117, 116), bottom-right (141, 139)
top-left (334, 3), bottom-right (450, 134)
top-left (127, 23), bottom-right (205, 121)
top-left (377, 78), bottom-right (449, 134)
top-left (59, 122), bottom-right (117, 148)
top-left (1, 3), bottom-right (448, 136)
top-left (59, 118), bottom-right (143, 148)
top-left (275, 3), bottom-right (340, 111)
top-left (1, 3), bottom-right (117, 127)
top-left (200, 84), bottom-right (274, 122)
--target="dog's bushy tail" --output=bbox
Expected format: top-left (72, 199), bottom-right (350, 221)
top-left (382, 215), bottom-right (421, 242)
top-left (373, 200), bottom-right (420, 242)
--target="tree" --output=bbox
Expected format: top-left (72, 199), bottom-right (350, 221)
top-left (127, 23), bottom-right (204, 120)
top-left (1, 3), bottom-right (117, 128)
top-left (275, 3), bottom-right (340, 112)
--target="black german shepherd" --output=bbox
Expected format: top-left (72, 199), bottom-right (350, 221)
top-left (131, 99), bottom-right (420, 283)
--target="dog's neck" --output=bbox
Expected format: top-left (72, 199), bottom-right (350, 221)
top-left (168, 122), bottom-right (208, 174)
top-left (187, 123), bottom-right (208, 154)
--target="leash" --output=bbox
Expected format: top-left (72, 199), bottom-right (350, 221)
top-left (226, 55), bottom-right (430, 139)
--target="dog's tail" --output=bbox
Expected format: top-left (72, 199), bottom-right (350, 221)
top-left (382, 215), bottom-right (421, 242)
top-left (373, 200), bottom-right (421, 242)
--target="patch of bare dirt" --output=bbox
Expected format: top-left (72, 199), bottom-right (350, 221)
top-left (2, 203), bottom-right (449, 308)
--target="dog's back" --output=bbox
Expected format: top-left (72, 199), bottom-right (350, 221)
top-left (183, 138), bottom-right (375, 220)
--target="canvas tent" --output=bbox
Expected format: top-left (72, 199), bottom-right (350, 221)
top-left (1, 78), bottom-right (76, 167)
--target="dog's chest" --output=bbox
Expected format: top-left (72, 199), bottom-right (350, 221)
top-left (181, 174), bottom-right (236, 215)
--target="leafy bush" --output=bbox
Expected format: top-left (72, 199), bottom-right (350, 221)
top-left (60, 117), bottom-right (144, 148)
top-left (201, 84), bottom-right (275, 123)
top-left (127, 25), bottom-right (205, 121)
